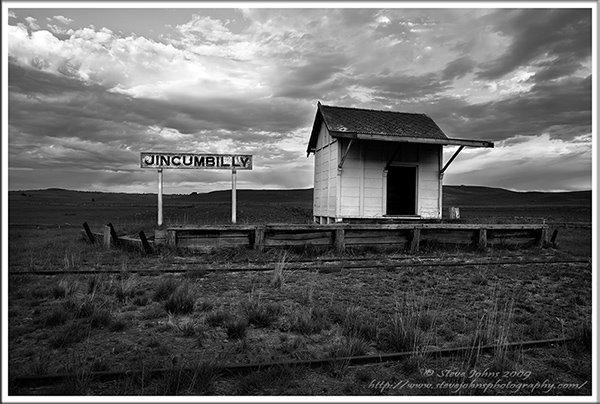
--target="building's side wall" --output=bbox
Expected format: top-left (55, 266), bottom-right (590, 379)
top-left (313, 123), bottom-right (338, 218)
top-left (338, 141), bottom-right (442, 219)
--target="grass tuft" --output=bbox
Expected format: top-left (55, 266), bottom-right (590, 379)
top-left (52, 279), bottom-right (78, 299)
top-left (327, 336), bottom-right (370, 377)
top-left (378, 291), bottom-right (437, 355)
top-left (49, 321), bottom-right (89, 348)
top-left (164, 282), bottom-right (195, 315)
top-left (341, 306), bottom-right (378, 341)
top-left (43, 306), bottom-right (71, 327)
top-left (90, 308), bottom-right (113, 328)
top-left (225, 318), bottom-right (248, 340)
top-left (270, 252), bottom-right (288, 288)
top-left (114, 276), bottom-right (138, 304)
top-left (206, 310), bottom-right (234, 328)
top-left (244, 290), bottom-right (282, 328)
top-left (290, 306), bottom-right (330, 335)
top-left (153, 277), bottom-right (179, 301)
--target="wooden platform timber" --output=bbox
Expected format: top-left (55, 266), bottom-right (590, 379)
top-left (155, 223), bottom-right (549, 253)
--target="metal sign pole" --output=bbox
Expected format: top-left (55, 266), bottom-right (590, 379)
top-left (232, 167), bottom-right (237, 224)
top-left (158, 168), bottom-right (163, 227)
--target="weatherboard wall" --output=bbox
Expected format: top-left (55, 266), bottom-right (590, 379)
top-left (313, 123), bottom-right (338, 219)
top-left (337, 140), bottom-right (442, 220)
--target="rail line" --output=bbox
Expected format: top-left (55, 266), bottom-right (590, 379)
top-left (8, 257), bottom-right (590, 276)
top-left (10, 337), bottom-right (575, 390)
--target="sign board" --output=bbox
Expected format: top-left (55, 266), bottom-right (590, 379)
top-left (140, 152), bottom-right (253, 225)
top-left (141, 152), bottom-right (253, 170)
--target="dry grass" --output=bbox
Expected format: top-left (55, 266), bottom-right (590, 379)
top-left (225, 318), bottom-right (248, 340)
top-left (244, 290), bottom-right (282, 328)
top-left (270, 252), bottom-right (288, 289)
top-left (164, 282), bottom-right (195, 315)
top-left (378, 291), bottom-right (438, 356)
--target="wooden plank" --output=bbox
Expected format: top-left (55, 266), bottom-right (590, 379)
top-left (139, 231), bottom-right (153, 254)
top-left (537, 227), bottom-right (548, 247)
top-left (178, 238), bottom-right (220, 248)
top-left (167, 225), bottom-right (256, 231)
top-left (487, 230), bottom-right (538, 239)
top-left (82, 222), bottom-right (96, 244)
top-left (178, 237), bottom-right (249, 248)
top-left (478, 229), bottom-right (487, 250)
top-left (107, 223), bottom-right (120, 247)
top-left (420, 230), bottom-right (474, 245)
top-left (264, 238), bottom-right (332, 247)
top-left (165, 223), bottom-right (548, 232)
top-left (345, 230), bottom-right (408, 239)
top-left (550, 229), bottom-right (559, 247)
top-left (177, 231), bottom-right (249, 239)
top-left (166, 230), bottom-right (177, 247)
top-left (154, 229), bottom-right (167, 246)
top-left (345, 237), bottom-right (409, 246)
top-left (266, 231), bottom-right (333, 241)
top-left (488, 238), bottom-right (536, 246)
top-left (263, 223), bottom-right (547, 231)
top-left (254, 227), bottom-right (265, 251)
top-left (335, 228), bottom-right (345, 253)
top-left (410, 229), bottom-right (420, 253)
top-left (103, 225), bottom-right (111, 248)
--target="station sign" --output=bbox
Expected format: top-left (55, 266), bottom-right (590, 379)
top-left (140, 152), bottom-right (253, 170)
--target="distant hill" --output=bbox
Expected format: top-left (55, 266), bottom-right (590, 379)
top-left (10, 185), bottom-right (590, 207)
top-left (443, 185), bottom-right (590, 206)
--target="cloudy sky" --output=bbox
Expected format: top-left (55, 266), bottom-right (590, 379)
top-left (4, 5), bottom-right (594, 193)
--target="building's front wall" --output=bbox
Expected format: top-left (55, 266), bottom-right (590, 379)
top-left (337, 139), bottom-right (442, 219)
top-left (313, 123), bottom-right (339, 219)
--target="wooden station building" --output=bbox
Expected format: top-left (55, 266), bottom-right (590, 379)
top-left (307, 103), bottom-right (494, 223)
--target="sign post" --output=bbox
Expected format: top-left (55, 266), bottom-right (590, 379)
top-left (232, 167), bottom-right (237, 224)
top-left (157, 168), bottom-right (163, 227)
top-left (140, 152), bottom-right (253, 226)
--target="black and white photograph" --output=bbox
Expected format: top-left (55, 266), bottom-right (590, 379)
top-left (2, 1), bottom-right (596, 400)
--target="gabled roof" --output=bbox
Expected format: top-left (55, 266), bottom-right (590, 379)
top-left (307, 103), bottom-right (493, 154)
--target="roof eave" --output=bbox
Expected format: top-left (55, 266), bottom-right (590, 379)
top-left (329, 131), bottom-right (494, 148)
top-left (306, 102), bottom-right (325, 156)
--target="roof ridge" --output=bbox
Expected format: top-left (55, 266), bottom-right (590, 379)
top-left (320, 104), bottom-right (427, 116)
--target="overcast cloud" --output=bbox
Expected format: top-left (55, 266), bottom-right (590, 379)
top-left (5, 6), bottom-right (593, 193)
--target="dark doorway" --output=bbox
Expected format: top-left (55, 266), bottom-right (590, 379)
top-left (386, 166), bottom-right (417, 215)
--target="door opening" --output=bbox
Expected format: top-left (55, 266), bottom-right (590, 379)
top-left (386, 166), bottom-right (417, 215)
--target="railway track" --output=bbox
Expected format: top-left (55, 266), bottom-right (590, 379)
top-left (9, 257), bottom-right (590, 276)
top-left (10, 337), bottom-right (575, 390)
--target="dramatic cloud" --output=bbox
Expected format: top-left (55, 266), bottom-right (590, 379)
top-left (476, 9), bottom-right (592, 80)
top-left (5, 7), bottom-right (593, 193)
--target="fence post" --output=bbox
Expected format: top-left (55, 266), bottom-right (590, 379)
top-left (107, 223), bottom-right (120, 247)
top-left (478, 228), bottom-right (487, 250)
top-left (410, 229), bottom-right (420, 253)
top-left (166, 230), bottom-right (177, 248)
top-left (254, 226), bottom-right (265, 252)
top-left (103, 225), bottom-right (111, 248)
top-left (335, 228), bottom-right (345, 253)
top-left (139, 231), bottom-right (153, 254)
top-left (537, 227), bottom-right (548, 247)
top-left (82, 222), bottom-right (96, 244)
